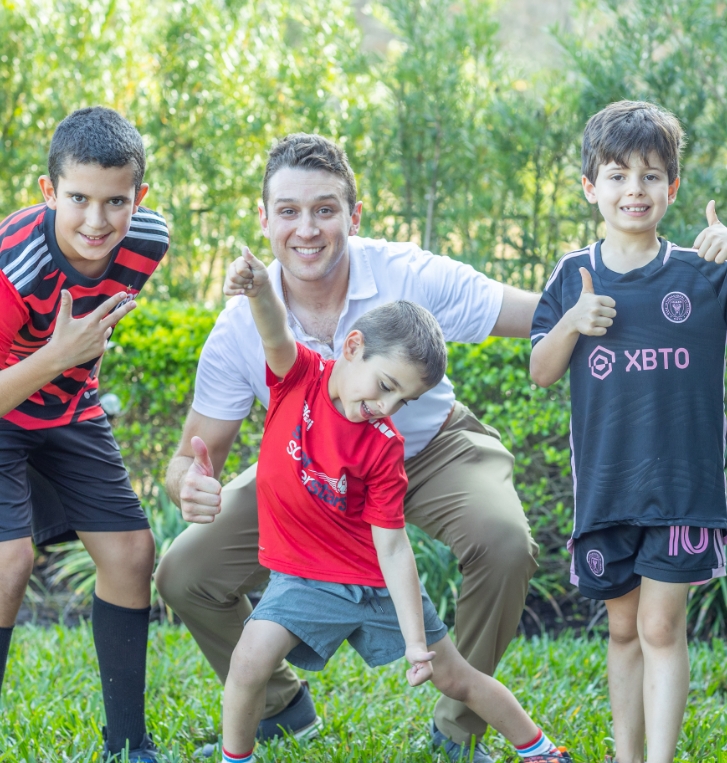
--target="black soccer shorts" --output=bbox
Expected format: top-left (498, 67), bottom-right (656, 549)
top-left (0, 416), bottom-right (149, 546)
top-left (571, 524), bottom-right (727, 600)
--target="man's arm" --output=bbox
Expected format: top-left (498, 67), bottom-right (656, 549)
top-left (530, 268), bottom-right (616, 387)
top-left (490, 284), bottom-right (541, 339)
top-left (165, 408), bottom-right (242, 522)
top-left (372, 525), bottom-right (436, 687)
top-left (0, 290), bottom-right (135, 418)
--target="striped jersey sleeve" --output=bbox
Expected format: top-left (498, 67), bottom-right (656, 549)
top-left (0, 204), bottom-right (169, 430)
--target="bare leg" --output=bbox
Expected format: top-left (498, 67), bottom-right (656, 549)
top-left (426, 634), bottom-right (541, 747)
top-left (79, 529), bottom-right (156, 608)
top-left (637, 578), bottom-right (689, 763)
top-left (605, 587), bottom-right (645, 763)
top-left (0, 538), bottom-right (35, 627)
top-left (223, 619), bottom-right (301, 755)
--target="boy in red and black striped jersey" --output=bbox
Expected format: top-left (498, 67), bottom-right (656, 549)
top-left (0, 107), bottom-right (167, 761)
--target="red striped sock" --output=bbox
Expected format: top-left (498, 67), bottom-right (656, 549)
top-left (222, 747), bottom-right (254, 762)
top-left (515, 728), bottom-right (558, 757)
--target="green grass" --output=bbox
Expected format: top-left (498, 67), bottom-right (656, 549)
top-left (1, 626), bottom-right (726, 762)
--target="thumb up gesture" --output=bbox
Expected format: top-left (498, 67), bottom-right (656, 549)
top-left (178, 436), bottom-right (222, 523)
top-left (567, 268), bottom-right (617, 337)
top-left (223, 247), bottom-right (270, 297)
top-left (694, 201), bottom-right (727, 263)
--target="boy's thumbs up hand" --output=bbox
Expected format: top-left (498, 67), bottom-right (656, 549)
top-left (223, 247), bottom-right (270, 297)
top-left (579, 267), bottom-right (595, 294)
top-left (566, 268), bottom-right (616, 337)
top-left (179, 435), bottom-right (222, 523)
top-left (694, 201), bottom-right (727, 263)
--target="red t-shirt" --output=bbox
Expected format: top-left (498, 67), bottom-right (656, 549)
top-left (257, 343), bottom-right (407, 586)
top-left (0, 204), bottom-right (168, 429)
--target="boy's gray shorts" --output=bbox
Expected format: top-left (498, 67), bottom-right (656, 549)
top-left (247, 571), bottom-right (449, 671)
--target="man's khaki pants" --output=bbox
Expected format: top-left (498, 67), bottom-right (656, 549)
top-left (155, 403), bottom-right (539, 745)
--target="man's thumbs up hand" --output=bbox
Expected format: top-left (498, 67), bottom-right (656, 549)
top-left (179, 436), bottom-right (222, 523)
top-left (694, 201), bottom-right (727, 263)
top-left (566, 268), bottom-right (617, 337)
top-left (191, 436), bottom-right (215, 477)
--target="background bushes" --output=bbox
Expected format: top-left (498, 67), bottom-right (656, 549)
top-left (2, 0), bottom-right (727, 297)
top-left (4, 0), bottom-right (727, 633)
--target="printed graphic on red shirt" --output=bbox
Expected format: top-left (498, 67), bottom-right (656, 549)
top-left (257, 343), bottom-right (407, 586)
top-left (0, 204), bottom-right (169, 429)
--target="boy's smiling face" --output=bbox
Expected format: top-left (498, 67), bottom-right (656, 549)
top-left (328, 331), bottom-right (430, 423)
top-left (39, 161), bottom-right (148, 277)
top-left (582, 151), bottom-right (679, 237)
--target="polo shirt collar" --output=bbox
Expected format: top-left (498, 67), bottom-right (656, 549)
top-left (346, 237), bottom-right (378, 301)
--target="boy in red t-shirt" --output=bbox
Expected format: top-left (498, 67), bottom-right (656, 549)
top-left (208, 248), bottom-right (572, 763)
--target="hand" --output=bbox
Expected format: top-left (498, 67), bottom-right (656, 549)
top-left (693, 201), bottom-right (727, 263)
top-left (566, 268), bottom-right (616, 337)
top-left (223, 247), bottom-right (270, 297)
top-left (178, 436), bottom-right (222, 523)
top-left (405, 646), bottom-right (436, 687)
top-left (49, 290), bottom-right (135, 368)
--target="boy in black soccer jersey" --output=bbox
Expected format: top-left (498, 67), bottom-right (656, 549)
top-left (0, 108), bottom-right (168, 761)
top-left (531, 100), bottom-right (727, 763)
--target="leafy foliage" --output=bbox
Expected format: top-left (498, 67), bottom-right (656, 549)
top-left (48, 307), bottom-right (727, 636)
top-left (100, 298), bottom-right (264, 503)
top-left (2, 0), bottom-right (726, 300)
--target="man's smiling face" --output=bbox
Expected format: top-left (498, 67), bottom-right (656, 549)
top-left (259, 167), bottom-right (362, 283)
top-left (582, 150), bottom-right (679, 237)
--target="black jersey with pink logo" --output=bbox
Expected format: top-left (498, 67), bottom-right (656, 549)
top-left (0, 203), bottom-right (168, 430)
top-left (532, 238), bottom-right (727, 536)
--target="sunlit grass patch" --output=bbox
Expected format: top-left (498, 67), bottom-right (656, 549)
top-left (1, 626), bottom-right (725, 762)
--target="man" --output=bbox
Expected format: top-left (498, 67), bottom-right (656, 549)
top-left (157, 133), bottom-right (537, 762)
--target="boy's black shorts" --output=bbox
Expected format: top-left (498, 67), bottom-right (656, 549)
top-left (572, 524), bottom-right (727, 600)
top-left (0, 416), bottom-right (149, 546)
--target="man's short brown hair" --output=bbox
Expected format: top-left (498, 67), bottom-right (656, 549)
top-left (262, 133), bottom-right (357, 213)
top-left (581, 100), bottom-right (685, 184)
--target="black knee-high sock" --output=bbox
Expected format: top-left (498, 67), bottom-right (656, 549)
top-left (0, 626), bottom-right (13, 696)
top-left (92, 594), bottom-right (150, 752)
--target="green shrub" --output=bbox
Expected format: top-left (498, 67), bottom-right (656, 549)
top-left (97, 305), bottom-right (578, 623)
top-left (100, 298), bottom-right (265, 504)
top-left (70, 303), bottom-right (727, 636)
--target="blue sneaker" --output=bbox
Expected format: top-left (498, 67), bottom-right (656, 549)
top-left (256, 682), bottom-right (322, 742)
top-left (431, 722), bottom-right (494, 763)
top-left (102, 728), bottom-right (158, 762)
top-left (196, 683), bottom-right (322, 758)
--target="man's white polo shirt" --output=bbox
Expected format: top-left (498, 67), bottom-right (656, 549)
top-left (192, 236), bottom-right (504, 459)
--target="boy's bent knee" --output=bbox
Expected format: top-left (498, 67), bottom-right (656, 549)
top-left (116, 529), bottom-right (156, 579)
top-left (0, 538), bottom-right (35, 589)
top-left (609, 621), bottom-right (639, 645)
top-left (639, 615), bottom-right (685, 650)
